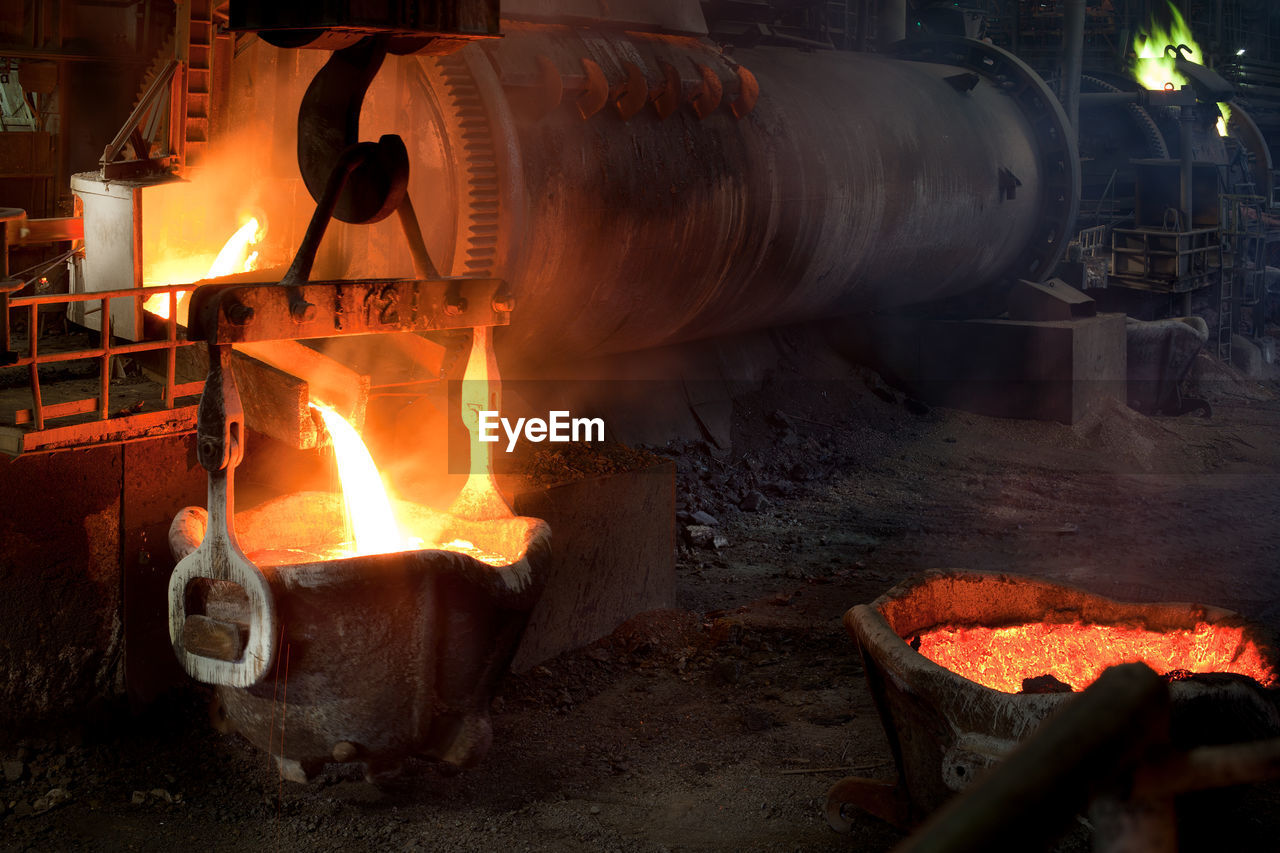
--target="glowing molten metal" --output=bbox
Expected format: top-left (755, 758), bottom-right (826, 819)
top-left (310, 402), bottom-right (407, 556)
top-left (451, 326), bottom-right (514, 521)
top-left (144, 217), bottom-right (264, 320)
top-left (915, 621), bottom-right (1277, 693)
top-left (208, 217), bottom-right (263, 278)
top-left (1132, 2), bottom-right (1230, 137)
top-left (303, 333), bottom-right (516, 568)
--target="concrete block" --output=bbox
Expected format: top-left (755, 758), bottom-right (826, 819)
top-left (870, 313), bottom-right (1128, 424)
top-left (509, 459), bottom-right (675, 670)
top-left (1232, 334), bottom-right (1265, 378)
top-left (1126, 317), bottom-right (1207, 414)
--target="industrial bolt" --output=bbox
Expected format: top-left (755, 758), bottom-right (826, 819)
top-left (290, 300), bottom-right (317, 323)
top-left (492, 295), bottom-right (516, 313)
top-left (225, 301), bottom-right (254, 326)
top-left (444, 297), bottom-right (468, 316)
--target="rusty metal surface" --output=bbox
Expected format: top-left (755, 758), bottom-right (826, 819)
top-left (0, 406), bottom-right (199, 456)
top-left (144, 343), bottom-right (331, 450)
top-left (892, 663), bottom-right (1172, 853)
top-left (168, 342), bottom-right (279, 688)
top-left (296, 40), bottom-right (405, 226)
top-left (833, 571), bottom-right (1280, 828)
top-left (891, 666), bottom-right (1280, 851)
top-left (186, 278), bottom-right (509, 344)
top-left (385, 32), bottom-right (1078, 364)
top-left (3, 214), bottom-right (83, 245)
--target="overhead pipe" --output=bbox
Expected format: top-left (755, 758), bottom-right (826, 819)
top-left (879, 0), bottom-right (906, 48)
top-left (1180, 105), bottom-right (1195, 230)
top-left (1061, 0), bottom-right (1085, 143)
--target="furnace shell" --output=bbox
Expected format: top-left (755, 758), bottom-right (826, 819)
top-left (349, 30), bottom-right (1079, 364)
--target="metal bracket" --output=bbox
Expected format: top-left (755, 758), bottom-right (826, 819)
top-left (188, 277), bottom-right (509, 345)
top-left (168, 343), bottom-right (277, 687)
top-left (1166, 45), bottom-right (1235, 103)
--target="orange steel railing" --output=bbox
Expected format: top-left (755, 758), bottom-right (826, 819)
top-left (4, 283), bottom-right (201, 433)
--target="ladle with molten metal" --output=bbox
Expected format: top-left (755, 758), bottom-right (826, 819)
top-left (166, 35), bottom-right (548, 779)
top-left (828, 571), bottom-right (1280, 832)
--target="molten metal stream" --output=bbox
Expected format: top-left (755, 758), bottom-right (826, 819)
top-left (310, 401), bottom-right (406, 556)
top-left (916, 621), bottom-right (1277, 693)
top-left (451, 326), bottom-right (514, 521)
top-left (301, 330), bottom-right (517, 566)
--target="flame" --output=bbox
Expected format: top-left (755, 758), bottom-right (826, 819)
top-left (1217, 102), bottom-right (1232, 138)
top-left (1132, 3), bottom-right (1200, 91)
top-left (310, 401), bottom-right (408, 556)
top-left (144, 216), bottom-right (264, 320)
top-left (1132, 2), bottom-right (1230, 137)
top-left (915, 620), bottom-right (1277, 693)
top-left (450, 326), bottom-right (514, 520)
top-left (207, 217), bottom-right (264, 277)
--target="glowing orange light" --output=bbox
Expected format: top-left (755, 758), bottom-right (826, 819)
top-left (450, 326), bottom-right (514, 521)
top-left (144, 217), bottom-right (264, 320)
top-left (310, 401), bottom-right (408, 557)
top-left (915, 621), bottom-right (1276, 693)
top-left (207, 217), bottom-right (263, 278)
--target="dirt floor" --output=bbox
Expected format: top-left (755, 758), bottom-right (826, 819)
top-left (4, 349), bottom-right (1280, 852)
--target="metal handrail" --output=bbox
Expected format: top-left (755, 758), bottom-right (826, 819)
top-left (4, 282), bottom-right (199, 432)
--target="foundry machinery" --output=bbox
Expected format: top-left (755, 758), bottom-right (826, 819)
top-left (0, 0), bottom-right (1093, 776)
top-left (1, 1), bottom-right (1089, 443)
top-left (125, 0), bottom-right (1084, 776)
top-left (1, 0), bottom-right (1085, 770)
top-left (6, 0), bottom-right (1280, 788)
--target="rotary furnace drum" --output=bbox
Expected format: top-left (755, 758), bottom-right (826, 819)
top-left (385, 32), bottom-right (1080, 364)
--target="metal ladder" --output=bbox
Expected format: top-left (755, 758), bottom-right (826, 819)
top-left (180, 0), bottom-right (215, 168)
top-left (1217, 192), bottom-right (1270, 361)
